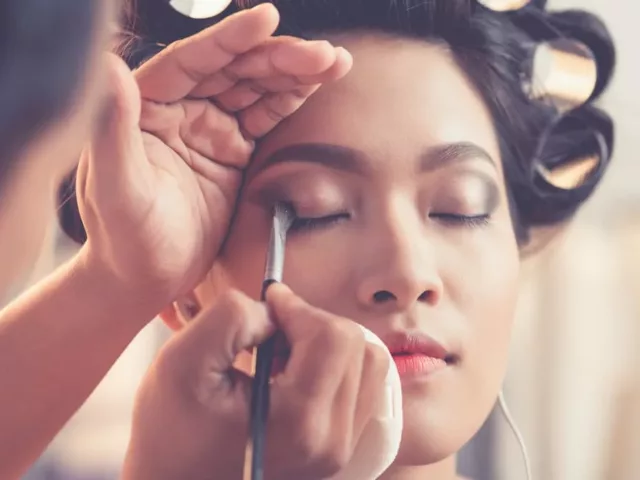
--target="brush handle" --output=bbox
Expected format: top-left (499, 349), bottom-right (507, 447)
top-left (245, 279), bottom-right (278, 480)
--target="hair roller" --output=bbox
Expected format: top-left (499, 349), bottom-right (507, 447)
top-left (511, 6), bottom-right (615, 103)
top-left (521, 104), bottom-right (614, 225)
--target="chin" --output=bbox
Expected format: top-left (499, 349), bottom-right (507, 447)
top-left (393, 394), bottom-right (481, 467)
top-left (393, 426), bottom-right (459, 466)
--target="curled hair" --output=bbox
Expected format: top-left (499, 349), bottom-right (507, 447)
top-left (59, 0), bottom-right (616, 246)
top-left (0, 0), bottom-right (102, 193)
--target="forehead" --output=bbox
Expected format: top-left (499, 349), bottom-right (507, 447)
top-left (255, 34), bottom-right (502, 173)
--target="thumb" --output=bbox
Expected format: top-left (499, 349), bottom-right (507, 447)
top-left (173, 291), bottom-right (275, 374)
top-left (103, 52), bottom-right (141, 129)
top-left (82, 52), bottom-right (148, 206)
top-left (266, 283), bottom-right (333, 341)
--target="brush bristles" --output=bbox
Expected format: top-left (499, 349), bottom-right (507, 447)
top-left (264, 203), bottom-right (293, 282)
top-left (273, 203), bottom-right (294, 233)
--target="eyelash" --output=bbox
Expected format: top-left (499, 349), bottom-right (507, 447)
top-left (286, 211), bottom-right (490, 234)
top-left (289, 213), bottom-right (350, 233)
top-left (430, 213), bottom-right (491, 228)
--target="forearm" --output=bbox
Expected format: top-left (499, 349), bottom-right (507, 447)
top-left (0, 246), bottom-right (161, 479)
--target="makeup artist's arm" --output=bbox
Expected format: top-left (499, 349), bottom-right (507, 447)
top-left (0, 247), bottom-right (161, 480)
top-left (0, 5), bottom-right (352, 478)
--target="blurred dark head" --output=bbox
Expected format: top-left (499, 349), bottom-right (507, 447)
top-left (0, 0), bottom-right (107, 193)
top-left (0, 0), bottom-right (111, 298)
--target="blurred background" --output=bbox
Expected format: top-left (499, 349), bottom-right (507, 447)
top-left (8, 0), bottom-right (639, 479)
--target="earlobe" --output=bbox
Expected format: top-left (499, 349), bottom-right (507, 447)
top-left (159, 295), bottom-right (201, 331)
top-left (159, 304), bottom-right (184, 332)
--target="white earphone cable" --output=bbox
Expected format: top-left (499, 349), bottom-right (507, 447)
top-left (498, 391), bottom-right (532, 480)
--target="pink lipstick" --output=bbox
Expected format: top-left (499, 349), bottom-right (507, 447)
top-left (382, 331), bottom-right (452, 377)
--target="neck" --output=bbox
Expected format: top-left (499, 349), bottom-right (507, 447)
top-left (379, 455), bottom-right (459, 480)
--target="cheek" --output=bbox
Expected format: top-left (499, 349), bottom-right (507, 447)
top-left (220, 234), bottom-right (349, 307)
top-left (454, 228), bottom-right (520, 393)
top-left (280, 234), bottom-right (353, 307)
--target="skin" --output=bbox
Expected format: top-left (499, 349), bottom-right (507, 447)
top-left (0, 5), bottom-right (351, 478)
top-left (187, 34), bottom-right (522, 478)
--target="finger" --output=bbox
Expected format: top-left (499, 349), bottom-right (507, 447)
top-left (352, 342), bottom-right (390, 442)
top-left (169, 291), bottom-right (274, 376)
top-left (139, 99), bottom-right (254, 168)
top-left (187, 36), bottom-right (299, 99)
top-left (187, 68), bottom-right (240, 99)
top-left (267, 284), bottom-right (361, 398)
top-left (191, 43), bottom-right (352, 102)
top-left (135, 3), bottom-right (279, 103)
top-left (330, 344), bottom-right (367, 456)
top-left (227, 39), bottom-right (338, 80)
top-left (212, 80), bottom-right (267, 112)
top-left (239, 84), bottom-right (320, 138)
top-left (244, 49), bottom-right (352, 93)
top-left (82, 53), bottom-right (148, 210)
top-left (273, 45), bottom-right (353, 85)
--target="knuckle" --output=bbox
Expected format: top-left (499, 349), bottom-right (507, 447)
top-left (294, 410), bottom-right (325, 457)
top-left (313, 320), bottom-right (341, 348)
top-left (211, 110), bottom-right (239, 139)
top-left (215, 290), bottom-right (254, 325)
top-left (165, 39), bottom-right (182, 53)
top-left (222, 112), bottom-right (241, 135)
top-left (221, 67), bottom-right (240, 85)
top-left (211, 117), bottom-right (247, 159)
top-left (247, 82), bottom-right (267, 96)
top-left (265, 94), bottom-right (291, 119)
top-left (160, 40), bottom-right (180, 59)
top-left (276, 401), bottom-right (322, 457)
top-left (309, 445), bottom-right (351, 477)
top-left (309, 452), bottom-right (349, 479)
top-left (265, 106), bottom-right (286, 123)
top-left (336, 319), bottom-right (365, 347)
top-left (290, 410), bottom-right (348, 477)
top-left (314, 317), bottom-right (365, 354)
top-left (365, 343), bottom-right (391, 382)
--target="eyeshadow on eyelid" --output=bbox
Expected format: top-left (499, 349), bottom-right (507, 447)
top-left (244, 173), bottom-right (348, 213)
top-left (434, 175), bottom-right (500, 213)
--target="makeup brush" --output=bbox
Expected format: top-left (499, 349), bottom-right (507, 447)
top-left (244, 203), bottom-right (294, 480)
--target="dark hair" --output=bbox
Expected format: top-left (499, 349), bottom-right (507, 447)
top-left (59, 0), bottom-right (616, 246)
top-left (0, 0), bottom-right (103, 194)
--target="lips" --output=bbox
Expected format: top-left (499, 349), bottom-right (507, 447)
top-left (382, 331), bottom-right (454, 377)
top-left (266, 330), bottom-right (455, 378)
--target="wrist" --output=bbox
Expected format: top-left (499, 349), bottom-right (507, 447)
top-left (70, 245), bottom-right (168, 331)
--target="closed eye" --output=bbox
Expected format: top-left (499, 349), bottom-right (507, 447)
top-left (289, 213), bottom-right (350, 233)
top-left (430, 213), bottom-right (490, 228)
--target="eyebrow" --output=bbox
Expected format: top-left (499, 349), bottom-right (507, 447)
top-left (253, 142), bottom-right (497, 177)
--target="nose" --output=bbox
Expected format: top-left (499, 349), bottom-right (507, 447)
top-left (356, 215), bottom-right (443, 312)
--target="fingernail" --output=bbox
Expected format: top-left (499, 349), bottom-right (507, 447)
top-left (301, 40), bottom-right (334, 52)
top-left (267, 282), bottom-right (292, 298)
top-left (335, 46), bottom-right (352, 58)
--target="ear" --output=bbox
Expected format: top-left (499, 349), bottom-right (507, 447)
top-left (159, 295), bottom-right (201, 332)
top-left (159, 303), bottom-right (184, 332)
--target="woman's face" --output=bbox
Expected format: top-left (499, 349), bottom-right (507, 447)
top-left (0, 0), bottom-right (112, 300)
top-left (198, 34), bottom-right (521, 465)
